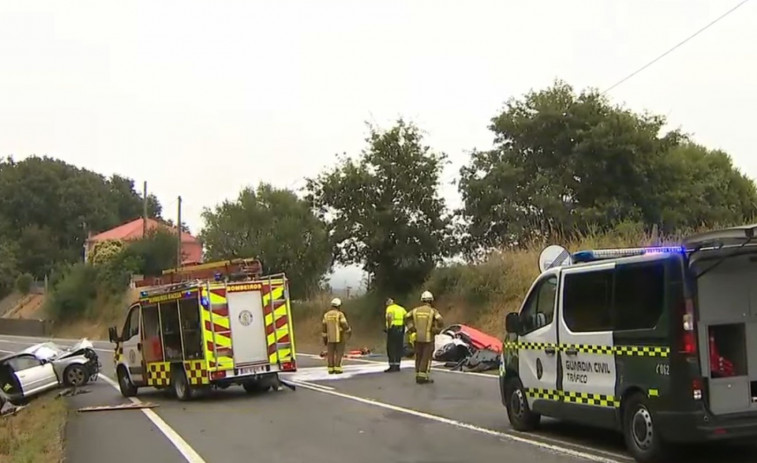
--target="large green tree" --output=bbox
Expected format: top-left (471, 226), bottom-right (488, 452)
top-left (306, 120), bottom-right (455, 294)
top-left (457, 81), bottom-right (757, 252)
top-left (0, 156), bottom-right (162, 277)
top-left (199, 183), bottom-right (331, 299)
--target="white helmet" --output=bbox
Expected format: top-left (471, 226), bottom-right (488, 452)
top-left (331, 297), bottom-right (342, 308)
top-left (420, 291), bottom-right (433, 302)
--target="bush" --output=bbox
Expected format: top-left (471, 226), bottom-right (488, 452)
top-left (15, 273), bottom-right (33, 295)
top-left (44, 263), bottom-right (99, 321)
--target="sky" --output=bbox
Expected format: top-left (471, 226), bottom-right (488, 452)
top-left (1, 0), bottom-right (755, 289)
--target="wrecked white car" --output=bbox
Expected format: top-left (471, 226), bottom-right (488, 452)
top-left (0, 339), bottom-right (100, 405)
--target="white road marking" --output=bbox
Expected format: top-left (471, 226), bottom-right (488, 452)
top-left (98, 374), bottom-right (207, 463)
top-left (0, 348), bottom-right (14, 353)
top-left (288, 380), bottom-right (335, 391)
top-left (294, 381), bottom-right (628, 463)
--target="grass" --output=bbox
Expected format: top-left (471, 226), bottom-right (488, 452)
top-left (0, 392), bottom-right (67, 463)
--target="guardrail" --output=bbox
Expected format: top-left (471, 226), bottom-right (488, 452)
top-left (0, 318), bottom-right (54, 336)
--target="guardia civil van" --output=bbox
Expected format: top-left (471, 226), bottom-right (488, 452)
top-left (500, 224), bottom-right (757, 463)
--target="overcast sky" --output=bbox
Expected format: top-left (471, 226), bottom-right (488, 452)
top-left (1, 0), bottom-right (755, 288)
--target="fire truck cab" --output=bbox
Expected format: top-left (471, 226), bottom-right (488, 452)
top-left (109, 258), bottom-right (297, 400)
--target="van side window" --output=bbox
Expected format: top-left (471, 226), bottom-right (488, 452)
top-left (519, 275), bottom-right (558, 334)
top-left (563, 269), bottom-right (613, 332)
top-left (121, 305), bottom-right (139, 340)
top-left (614, 261), bottom-right (665, 330)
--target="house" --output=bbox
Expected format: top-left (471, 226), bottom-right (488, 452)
top-left (84, 218), bottom-right (203, 265)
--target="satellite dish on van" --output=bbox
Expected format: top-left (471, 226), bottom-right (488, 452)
top-left (538, 245), bottom-right (572, 272)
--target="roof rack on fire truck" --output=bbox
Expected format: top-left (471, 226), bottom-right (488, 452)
top-left (537, 244), bottom-right (688, 272)
top-left (134, 257), bottom-right (263, 288)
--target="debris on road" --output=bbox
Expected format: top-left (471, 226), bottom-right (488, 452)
top-left (77, 402), bottom-right (159, 413)
top-left (57, 387), bottom-right (92, 398)
top-left (432, 324), bottom-right (503, 372)
top-left (319, 347), bottom-right (378, 360)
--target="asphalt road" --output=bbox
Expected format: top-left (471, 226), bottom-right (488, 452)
top-left (2, 334), bottom-right (757, 463)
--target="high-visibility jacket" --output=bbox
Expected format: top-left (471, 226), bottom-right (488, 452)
top-left (322, 309), bottom-right (351, 343)
top-left (405, 304), bottom-right (443, 343)
top-left (385, 303), bottom-right (407, 329)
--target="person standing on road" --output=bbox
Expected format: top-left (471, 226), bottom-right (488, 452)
top-left (405, 291), bottom-right (443, 384)
top-left (322, 298), bottom-right (351, 375)
top-left (384, 298), bottom-right (406, 373)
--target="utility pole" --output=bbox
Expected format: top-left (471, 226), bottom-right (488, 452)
top-left (177, 195), bottom-right (182, 268)
top-left (142, 181), bottom-right (148, 237)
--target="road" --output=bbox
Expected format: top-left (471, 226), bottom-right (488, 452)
top-left (2, 334), bottom-right (757, 463)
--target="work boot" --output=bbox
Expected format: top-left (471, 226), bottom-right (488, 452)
top-left (334, 367), bottom-right (344, 374)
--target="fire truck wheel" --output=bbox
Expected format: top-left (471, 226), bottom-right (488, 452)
top-left (622, 392), bottom-right (669, 463)
top-left (242, 380), bottom-right (268, 394)
top-left (116, 366), bottom-right (137, 397)
top-left (172, 367), bottom-right (192, 401)
top-left (505, 378), bottom-right (540, 431)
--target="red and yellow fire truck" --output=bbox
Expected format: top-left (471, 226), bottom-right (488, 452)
top-left (109, 258), bottom-right (297, 400)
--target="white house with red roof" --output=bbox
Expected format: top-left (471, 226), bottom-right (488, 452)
top-left (84, 218), bottom-right (203, 265)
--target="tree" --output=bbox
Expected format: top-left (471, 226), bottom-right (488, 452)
top-left (200, 183), bottom-right (331, 299)
top-left (123, 228), bottom-right (181, 277)
top-left (306, 119), bottom-right (455, 295)
top-left (0, 156), bottom-right (164, 276)
top-left (457, 81), bottom-right (757, 253)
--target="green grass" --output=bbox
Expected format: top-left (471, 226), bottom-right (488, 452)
top-left (0, 392), bottom-right (67, 463)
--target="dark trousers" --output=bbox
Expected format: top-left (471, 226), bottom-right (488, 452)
top-left (414, 341), bottom-right (434, 379)
top-left (386, 326), bottom-right (404, 368)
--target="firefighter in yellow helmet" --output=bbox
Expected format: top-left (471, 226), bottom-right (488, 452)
top-left (405, 290), bottom-right (443, 384)
top-left (322, 298), bottom-right (351, 374)
top-left (384, 298), bottom-right (407, 373)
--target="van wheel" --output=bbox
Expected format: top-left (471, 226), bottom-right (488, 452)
top-left (117, 366), bottom-right (137, 398)
top-left (505, 378), bottom-right (540, 431)
top-left (623, 393), bottom-right (669, 463)
top-left (172, 367), bottom-right (192, 401)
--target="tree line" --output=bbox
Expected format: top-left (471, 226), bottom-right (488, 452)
top-left (3, 80), bottom-right (755, 305)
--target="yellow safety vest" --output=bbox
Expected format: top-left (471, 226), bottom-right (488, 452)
top-left (386, 304), bottom-right (406, 328)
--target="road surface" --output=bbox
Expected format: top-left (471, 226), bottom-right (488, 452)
top-left (1, 334), bottom-right (756, 463)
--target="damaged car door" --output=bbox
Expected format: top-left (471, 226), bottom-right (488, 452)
top-left (10, 354), bottom-right (58, 396)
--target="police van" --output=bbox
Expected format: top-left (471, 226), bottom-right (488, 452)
top-left (500, 225), bottom-right (757, 463)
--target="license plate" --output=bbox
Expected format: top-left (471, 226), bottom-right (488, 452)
top-left (239, 367), bottom-right (259, 375)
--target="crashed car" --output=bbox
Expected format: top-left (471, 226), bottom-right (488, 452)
top-left (432, 324), bottom-right (503, 372)
top-left (0, 339), bottom-right (100, 405)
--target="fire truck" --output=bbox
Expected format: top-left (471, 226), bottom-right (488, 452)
top-left (109, 258), bottom-right (297, 400)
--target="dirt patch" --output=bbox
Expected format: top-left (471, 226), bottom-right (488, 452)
top-left (0, 392), bottom-right (67, 463)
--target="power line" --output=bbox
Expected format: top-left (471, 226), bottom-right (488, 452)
top-left (603, 0), bottom-right (751, 93)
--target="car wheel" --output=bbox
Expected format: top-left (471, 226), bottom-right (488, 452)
top-left (116, 366), bottom-right (137, 397)
top-left (63, 364), bottom-right (88, 387)
top-left (623, 392), bottom-right (669, 463)
top-left (172, 367), bottom-right (192, 401)
top-left (505, 378), bottom-right (540, 431)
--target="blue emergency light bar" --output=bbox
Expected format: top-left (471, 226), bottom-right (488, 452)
top-left (571, 246), bottom-right (687, 264)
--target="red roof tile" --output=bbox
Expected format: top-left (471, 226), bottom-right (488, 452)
top-left (88, 218), bottom-right (199, 244)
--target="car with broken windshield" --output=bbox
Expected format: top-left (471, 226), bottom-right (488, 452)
top-left (499, 224), bottom-right (757, 463)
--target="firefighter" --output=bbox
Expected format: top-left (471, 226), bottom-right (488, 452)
top-left (384, 298), bottom-right (406, 373)
top-left (322, 298), bottom-right (351, 374)
top-left (405, 290), bottom-right (443, 384)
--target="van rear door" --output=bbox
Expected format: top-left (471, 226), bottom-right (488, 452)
top-left (691, 249), bottom-right (757, 415)
top-left (226, 284), bottom-right (269, 367)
